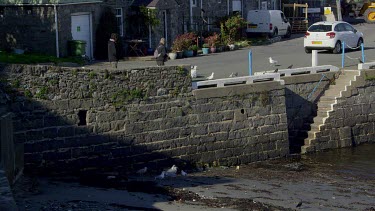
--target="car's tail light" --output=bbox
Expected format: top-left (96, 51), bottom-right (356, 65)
top-left (304, 32), bottom-right (310, 38)
top-left (326, 32), bottom-right (336, 39)
top-left (269, 23), bottom-right (273, 30)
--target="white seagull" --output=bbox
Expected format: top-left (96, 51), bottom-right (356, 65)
top-left (206, 72), bottom-right (214, 80)
top-left (165, 165), bottom-right (178, 177)
top-left (269, 57), bottom-right (278, 66)
top-left (181, 170), bottom-right (188, 177)
top-left (229, 72), bottom-right (238, 77)
top-left (191, 65), bottom-right (197, 78)
top-left (155, 171), bottom-right (165, 180)
top-left (136, 167), bottom-right (147, 176)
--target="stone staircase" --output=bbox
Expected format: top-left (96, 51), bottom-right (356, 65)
top-left (301, 70), bottom-right (361, 153)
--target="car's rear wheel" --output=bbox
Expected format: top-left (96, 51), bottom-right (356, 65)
top-left (332, 41), bottom-right (341, 54)
top-left (305, 48), bottom-right (312, 53)
top-left (356, 38), bottom-right (363, 50)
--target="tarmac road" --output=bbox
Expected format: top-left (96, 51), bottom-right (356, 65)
top-left (88, 22), bottom-right (375, 80)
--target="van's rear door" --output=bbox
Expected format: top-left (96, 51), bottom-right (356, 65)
top-left (247, 10), bottom-right (269, 33)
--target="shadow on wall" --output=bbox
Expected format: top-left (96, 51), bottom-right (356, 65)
top-left (285, 80), bottom-right (330, 154)
top-left (0, 64), bottom-right (238, 210)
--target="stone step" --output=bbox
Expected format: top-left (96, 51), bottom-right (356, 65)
top-left (323, 89), bottom-right (342, 97)
top-left (304, 138), bottom-right (317, 146)
top-left (313, 116), bottom-right (325, 124)
top-left (320, 96), bottom-right (336, 102)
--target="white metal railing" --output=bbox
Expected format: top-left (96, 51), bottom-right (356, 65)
top-left (254, 65), bottom-right (339, 77)
top-left (192, 73), bottom-right (283, 90)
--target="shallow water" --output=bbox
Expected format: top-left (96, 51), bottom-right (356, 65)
top-left (304, 143), bottom-right (375, 180)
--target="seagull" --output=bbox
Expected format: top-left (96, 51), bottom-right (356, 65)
top-left (358, 58), bottom-right (363, 64)
top-left (269, 57), bottom-right (278, 66)
top-left (181, 170), bottom-right (188, 177)
top-left (165, 165), bottom-right (178, 177)
top-left (229, 72), bottom-right (238, 77)
top-left (155, 171), bottom-right (165, 180)
top-left (287, 64), bottom-right (293, 69)
top-left (191, 65), bottom-right (197, 78)
top-left (136, 167), bottom-right (147, 176)
top-left (274, 68), bottom-right (278, 73)
top-left (206, 72), bottom-right (214, 80)
top-left (296, 200), bottom-right (303, 208)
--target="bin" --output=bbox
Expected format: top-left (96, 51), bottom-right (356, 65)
top-left (68, 40), bottom-right (86, 57)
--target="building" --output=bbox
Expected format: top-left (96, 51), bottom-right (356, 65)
top-left (0, 0), bottom-right (129, 59)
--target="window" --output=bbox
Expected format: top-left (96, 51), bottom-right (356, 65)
top-left (116, 8), bottom-right (124, 37)
top-left (334, 24), bottom-right (345, 32)
top-left (191, 0), bottom-right (197, 7)
top-left (0, 7), bottom-right (4, 18)
top-left (309, 24), bottom-right (332, 32)
top-left (343, 23), bottom-right (355, 32)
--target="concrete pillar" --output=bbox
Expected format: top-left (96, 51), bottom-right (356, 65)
top-left (312, 50), bottom-right (318, 67)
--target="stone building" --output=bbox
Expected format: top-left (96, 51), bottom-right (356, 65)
top-left (132, 0), bottom-right (279, 49)
top-left (0, 0), bottom-right (129, 59)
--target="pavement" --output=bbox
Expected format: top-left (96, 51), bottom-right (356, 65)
top-left (85, 22), bottom-right (375, 80)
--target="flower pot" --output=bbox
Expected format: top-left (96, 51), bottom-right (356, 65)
top-left (183, 50), bottom-right (194, 57)
top-left (168, 52), bottom-right (177, 60)
top-left (147, 48), bottom-right (154, 55)
top-left (210, 47), bottom-right (216, 53)
top-left (176, 51), bottom-right (183, 59)
top-left (202, 48), bottom-right (209, 55)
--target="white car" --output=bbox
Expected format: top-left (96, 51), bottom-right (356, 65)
top-left (304, 21), bottom-right (364, 54)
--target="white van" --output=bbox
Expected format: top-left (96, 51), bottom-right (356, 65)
top-left (246, 10), bottom-right (291, 38)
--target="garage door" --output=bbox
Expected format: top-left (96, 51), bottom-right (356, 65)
top-left (71, 14), bottom-right (92, 59)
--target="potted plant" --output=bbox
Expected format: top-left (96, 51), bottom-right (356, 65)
top-left (168, 50), bottom-right (177, 60)
top-left (205, 33), bottom-right (219, 53)
top-left (188, 45), bottom-right (198, 56)
top-left (171, 32), bottom-right (197, 59)
top-left (202, 43), bottom-right (210, 55)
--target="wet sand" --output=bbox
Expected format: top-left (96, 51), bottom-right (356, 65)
top-left (12, 146), bottom-right (375, 211)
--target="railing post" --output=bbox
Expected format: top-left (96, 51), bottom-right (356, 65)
top-left (341, 41), bottom-right (345, 68)
top-left (312, 50), bottom-right (318, 67)
top-left (248, 50), bottom-right (252, 76)
top-left (361, 43), bottom-right (365, 63)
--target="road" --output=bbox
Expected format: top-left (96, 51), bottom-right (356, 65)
top-left (89, 23), bottom-right (375, 80)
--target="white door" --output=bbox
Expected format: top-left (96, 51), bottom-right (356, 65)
top-left (71, 14), bottom-right (92, 58)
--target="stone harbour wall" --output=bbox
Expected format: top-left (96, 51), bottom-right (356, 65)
top-left (0, 64), bottom-right (288, 174)
top-left (307, 70), bottom-right (375, 151)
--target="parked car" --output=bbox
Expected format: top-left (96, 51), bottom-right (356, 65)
top-left (246, 10), bottom-right (291, 38)
top-left (304, 21), bottom-right (364, 54)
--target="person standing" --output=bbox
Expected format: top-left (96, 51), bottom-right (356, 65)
top-left (108, 33), bottom-right (118, 68)
top-left (156, 38), bottom-right (167, 66)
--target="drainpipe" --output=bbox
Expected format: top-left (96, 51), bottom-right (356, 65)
top-left (227, 0), bottom-right (230, 15)
top-left (190, 0), bottom-right (193, 29)
top-left (148, 9), bottom-right (152, 48)
top-left (54, 4), bottom-right (59, 58)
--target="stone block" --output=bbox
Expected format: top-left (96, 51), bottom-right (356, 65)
top-left (43, 128), bottom-right (58, 139)
top-left (57, 126), bottom-right (75, 137)
top-left (26, 130), bottom-right (43, 141)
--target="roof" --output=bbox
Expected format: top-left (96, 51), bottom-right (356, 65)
top-left (131, 0), bottom-right (156, 7)
top-left (0, 0), bottom-right (102, 4)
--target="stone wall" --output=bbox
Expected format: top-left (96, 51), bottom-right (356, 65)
top-left (0, 64), bottom-right (288, 174)
top-left (307, 70), bottom-right (375, 151)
